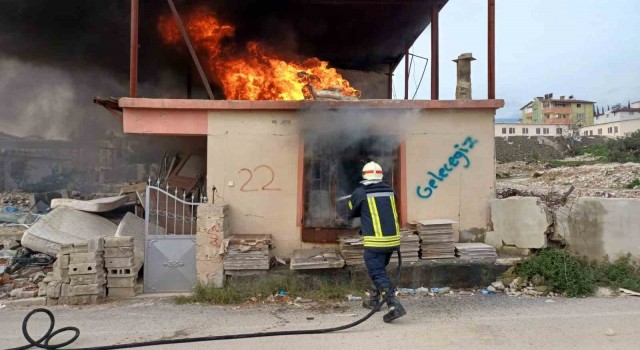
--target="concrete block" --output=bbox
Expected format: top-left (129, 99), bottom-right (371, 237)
top-left (105, 257), bottom-right (135, 268)
top-left (104, 247), bottom-right (134, 258)
top-left (70, 273), bottom-right (106, 286)
top-left (107, 276), bottom-right (137, 288)
top-left (69, 295), bottom-right (103, 305)
top-left (68, 263), bottom-right (104, 275)
top-left (555, 198), bottom-right (640, 259)
top-left (114, 213), bottom-right (146, 269)
top-left (88, 237), bottom-right (105, 253)
top-left (43, 273), bottom-right (54, 283)
top-left (46, 297), bottom-right (59, 306)
top-left (108, 287), bottom-right (136, 299)
top-left (197, 204), bottom-right (228, 218)
top-left (107, 267), bottom-right (137, 278)
top-left (104, 236), bottom-right (134, 248)
top-left (484, 231), bottom-right (503, 249)
top-left (59, 244), bottom-right (74, 255)
top-left (10, 288), bottom-right (38, 299)
top-left (2, 297), bottom-right (46, 307)
top-left (60, 283), bottom-right (71, 297)
top-left (58, 296), bottom-right (70, 304)
top-left (46, 281), bottom-right (62, 298)
top-left (70, 284), bottom-right (104, 296)
top-left (490, 197), bottom-right (551, 249)
top-left (52, 264), bottom-right (70, 283)
top-left (56, 254), bottom-right (70, 269)
top-left (69, 252), bottom-right (103, 264)
top-left (72, 243), bottom-right (89, 253)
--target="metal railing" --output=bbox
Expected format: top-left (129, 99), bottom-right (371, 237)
top-left (145, 184), bottom-right (207, 237)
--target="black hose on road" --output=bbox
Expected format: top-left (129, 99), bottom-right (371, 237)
top-left (6, 251), bottom-right (402, 350)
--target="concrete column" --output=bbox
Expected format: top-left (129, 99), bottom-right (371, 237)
top-left (454, 53), bottom-right (476, 100)
top-left (196, 204), bottom-right (229, 288)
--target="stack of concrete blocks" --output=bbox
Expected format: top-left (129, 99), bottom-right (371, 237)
top-left (196, 204), bottom-right (229, 288)
top-left (104, 236), bottom-right (137, 298)
top-left (47, 238), bottom-right (107, 305)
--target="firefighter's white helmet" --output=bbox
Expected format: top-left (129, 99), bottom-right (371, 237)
top-left (362, 161), bottom-right (383, 181)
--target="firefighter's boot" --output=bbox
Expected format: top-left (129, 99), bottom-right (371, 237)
top-left (382, 291), bottom-right (406, 323)
top-left (362, 285), bottom-right (382, 312)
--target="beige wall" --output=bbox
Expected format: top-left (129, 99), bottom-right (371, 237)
top-left (406, 109), bottom-right (496, 239)
top-left (207, 108), bottom-right (497, 256)
top-left (579, 118), bottom-right (640, 138)
top-left (494, 123), bottom-right (570, 137)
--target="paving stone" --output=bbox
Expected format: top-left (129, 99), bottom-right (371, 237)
top-left (107, 287), bottom-right (136, 299)
top-left (68, 263), bottom-right (104, 275)
top-left (107, 267), bottom-right (137, 278)
top-left (70, 284), bottom-right (104, 296)
top-left (69, 253), bottom-right (103, 264)
top-left (107, 277), bottom-right (136, 288)
top-left (104, 236), bottom-right (134, 248)
top-left (70, 273), bottom-right (106, 286)
top-left (104, 257), bottom-right (135, 268)
top-left (88, 237), bottom-right (105, 253)
top-left (104, 247), bottom-right (134, 258)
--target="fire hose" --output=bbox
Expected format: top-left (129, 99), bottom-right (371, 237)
top-left (6, 250), bottom-right (402, 350)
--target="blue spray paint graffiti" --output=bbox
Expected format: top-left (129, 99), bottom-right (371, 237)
top-left (416, 136), bottom-right (479, 199)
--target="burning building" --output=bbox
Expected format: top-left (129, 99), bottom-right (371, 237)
top-left (93, 0), bottom-right (503, 289)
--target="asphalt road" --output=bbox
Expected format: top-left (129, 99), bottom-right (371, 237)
top-left (1, 294), bottom-right (639, 349)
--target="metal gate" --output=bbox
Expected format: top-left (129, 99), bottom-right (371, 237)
top-left (144, 185), bottom-right (204, 293)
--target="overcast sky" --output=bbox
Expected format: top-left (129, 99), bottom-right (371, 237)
top-left (392, 0), bottom-right (640, 119)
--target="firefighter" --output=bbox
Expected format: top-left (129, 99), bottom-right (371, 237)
top-left (348, 161), bottom-right (406, 323)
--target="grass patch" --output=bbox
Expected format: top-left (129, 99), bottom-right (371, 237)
top-left (576, 130), bottom-right (640, 163)
top-left (625, 178), bottom-right (640, 189)
top-left (175, 273), bottom-right (368, 305)
top-left (511, 249), bottom-right (640, 297)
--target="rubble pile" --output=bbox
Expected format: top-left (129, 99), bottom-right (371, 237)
top-left (0, 192), bottom-right (31, 210)
top-left (417, 219), bottom-right (456, 259)
top-left (223, 234), bottom-right (272, 274)
top-left (337, 233), bottom-right (365, 266)
top-left (527, 163), bottom-right (640, 189)
top-left (104, 236), bottom-right (138, 298)
top-left (488, 276), bottom-right (558, 298)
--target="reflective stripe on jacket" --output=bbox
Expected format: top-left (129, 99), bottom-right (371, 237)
top-left (348, 181), bottom-right (400, 248)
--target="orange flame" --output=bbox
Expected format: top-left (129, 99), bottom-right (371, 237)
top-left (157, 8), bottom-right (359, 100)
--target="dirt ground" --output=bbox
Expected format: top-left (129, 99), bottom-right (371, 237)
top-left (1, 294), bottom-right (639, 349)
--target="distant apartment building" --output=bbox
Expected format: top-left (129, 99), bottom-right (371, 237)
top-left (495, 122), bottom-right (570, 137)
top-left (594, 101), bottom-right (640, 125)
top-left (520, 93), bottom-right (595, 126)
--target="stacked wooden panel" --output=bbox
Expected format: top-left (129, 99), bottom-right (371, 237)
top-left (223, 234), bottom-right (272, 272)
top-left (417, 219), bottom-right (456, 259)
top-left (338, 233), bottom-right (365, 266)
top-left (454, 243), bottom-right (497, 259)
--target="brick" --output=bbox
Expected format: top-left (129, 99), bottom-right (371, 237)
top-left (68, 263), bottom-right (104, 275)
top-left (104, 236), bottom-right (134, 248)
top-left (107, 267), bottom-right (137, 278)
top-left (70, 284), bottom-right (104, 296)
top-left (59, 244), bottom-right (74, 255)
top-left (60, 283), bottom-right (71, 297)
top-left (107, 287), bottom-right (136, 299)
top-left (105, 257), bottom-right (135, 268)
top-left (104, 246), bottom-right (134, 258)
top-left (88, 237), bottom-right (105, 252)
top-left (56, 254), bottom-right (70, 269)
top-left (69, 253), bottom-right (103, 264)
top-left (72, 243), bottom-right (89, 253)
top-left (107, 276), bottom-right (137, 288)
top-left (70, 273), bottom-right (106, 286)
top-left (46, 281), bottom-right (62, 298)
top-left (69, 295), bottom-right (104, 305)
top-left (46, 297), bottom-right (59, 306)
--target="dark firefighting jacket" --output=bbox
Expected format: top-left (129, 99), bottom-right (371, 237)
top-left (348, 181), bottom-right (400, 248)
